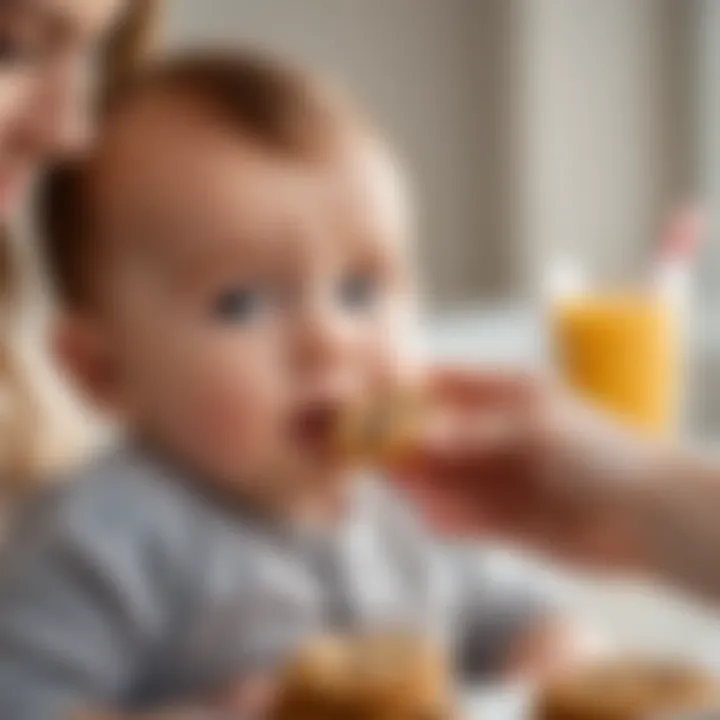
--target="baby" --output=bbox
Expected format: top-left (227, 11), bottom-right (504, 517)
top-left (0, 51), bottom-right (590, 719)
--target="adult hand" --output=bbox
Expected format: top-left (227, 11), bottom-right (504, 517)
top-left (393, 368), bottom-right (666, 571)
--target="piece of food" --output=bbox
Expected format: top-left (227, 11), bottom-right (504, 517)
top-left (536, 658), bottom-right (720, 720)
top-left (271, 632), bottom-right (458, 720)
top-left (337, 391), bottom-right (424, 467)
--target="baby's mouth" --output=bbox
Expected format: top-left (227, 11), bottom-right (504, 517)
top-left (289, 390), bottom-right (423, 466)
top-left (290, 401), bottom-right (345, 458)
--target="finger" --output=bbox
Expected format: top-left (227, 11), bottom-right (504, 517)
top-left (419, 407), bottom-right (523, 458)
top-left (393, 440), bottom-right (530, 526)
top-left (426, 366), bottom-right (536, 406)
top-left (658, 202), bottom-right (705, 258)
top-left (392, 472), bottom-right (486, 536)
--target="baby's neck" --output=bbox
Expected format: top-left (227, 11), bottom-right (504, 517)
top-left (134, 432), bottom-right (364, 532)
top-left (281, 473), bottom-right (362, 531)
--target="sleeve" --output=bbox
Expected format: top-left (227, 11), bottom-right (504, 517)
top-left (452, 544), bottom-right (562, 679)
top-left (0, 485), bottom-right (173, 720)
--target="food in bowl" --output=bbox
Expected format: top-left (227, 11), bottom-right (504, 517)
top-left (271, 632), bottom-right (458, 720)
top-left (536, 658), bottom-right (720, 720)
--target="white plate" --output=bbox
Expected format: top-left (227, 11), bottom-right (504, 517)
top-left (463, 683), bottom-right (534, 720)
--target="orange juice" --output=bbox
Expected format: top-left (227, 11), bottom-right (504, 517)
top-left (552, 293), bottom-right (680, 436)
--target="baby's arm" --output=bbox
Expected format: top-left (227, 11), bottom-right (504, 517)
top-left (81, 704), bottom-right (247, 719)
top-left (81, 676), bottom-right (275, 719)
top-left (0, 481), bottom-right (191, 720)
top-left (501, 615), bottom-right (607, 681)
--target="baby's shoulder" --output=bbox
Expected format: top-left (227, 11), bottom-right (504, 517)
top-left (45, 445), bottom-right (199, 521)
top-left (10, 443), bottom-right (214, 574)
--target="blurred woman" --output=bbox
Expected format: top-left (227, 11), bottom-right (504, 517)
top-left (0, 0), bottom-right (157, 495)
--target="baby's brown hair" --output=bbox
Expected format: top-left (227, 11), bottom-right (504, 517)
top-left (40, 49), bottom-right (364, 309)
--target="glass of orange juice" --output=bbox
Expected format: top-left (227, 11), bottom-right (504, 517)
top-left (547, 257), bottom-right (686, 437)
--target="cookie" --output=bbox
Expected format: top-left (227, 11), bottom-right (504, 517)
top-left (337, 391), bottom-right (424, 467)
top-left (272, 632), bottom-right (457, 720)
top-left (536, 658), bottom-right (720, 720)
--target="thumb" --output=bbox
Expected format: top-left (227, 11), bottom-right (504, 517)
top-left (427, 366), bottom-right (537, 408)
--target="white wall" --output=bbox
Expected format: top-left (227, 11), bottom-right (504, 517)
top-left (512, 0), bottom-right (689, 289)
top-left (158, 1), bottom-right (690, 303)
top-left (697, 0), bottom-right (720, 302)
top-left (161, 0), bottom-right (505, 307)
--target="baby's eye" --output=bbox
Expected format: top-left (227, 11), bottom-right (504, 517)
top-left (337, 272), bottom-right (379, 313)
top-left (212, 287), bottom-right (270, 324)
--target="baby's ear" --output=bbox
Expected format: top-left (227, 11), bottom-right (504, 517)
top-left (52, 314), bottom-right (122, 414)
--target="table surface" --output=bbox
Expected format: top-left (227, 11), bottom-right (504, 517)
top-left (464, 685), bottom-right (533, 720)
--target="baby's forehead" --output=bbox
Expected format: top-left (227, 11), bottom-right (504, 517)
top-left (89, 91), bottom-right (411, 268)
top-left (91, 93), bottom-right (236, 226)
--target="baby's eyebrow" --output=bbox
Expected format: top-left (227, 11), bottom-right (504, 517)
top-left (142, 239), bottom-right (272, 293)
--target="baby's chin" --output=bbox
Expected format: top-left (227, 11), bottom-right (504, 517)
top-left (287, 466), bottom-right (364, 525)
top-left (286, 458), bottom-right (362, 501)
top-left (204, 454), bottom-right (363, 523)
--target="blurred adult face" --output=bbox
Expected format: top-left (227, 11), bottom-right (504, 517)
top-left (0, 0), bottom-right (126, 217)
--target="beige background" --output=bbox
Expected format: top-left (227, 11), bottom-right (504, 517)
top-left (161, 0), bottom-right (694, 306)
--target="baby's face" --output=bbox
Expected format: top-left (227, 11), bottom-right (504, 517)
top-left (87, 94), bottom-right (420, 512)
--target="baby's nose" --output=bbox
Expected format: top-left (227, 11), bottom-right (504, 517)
top-left (290, 311), bottom-right (350, 375)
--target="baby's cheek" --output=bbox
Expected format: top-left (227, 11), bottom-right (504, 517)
top-left (369, 303), bottom-right (423, 390)
top-left (189, 361), bottom-right (279, 457)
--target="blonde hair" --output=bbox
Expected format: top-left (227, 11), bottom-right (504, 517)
top-left (101, 0), bottom-right (162, 103)
top-left (0, 0), bottom-right (160, 499)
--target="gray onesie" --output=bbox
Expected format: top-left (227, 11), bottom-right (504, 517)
top-left (0, 443), bottom-right (555, 719)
